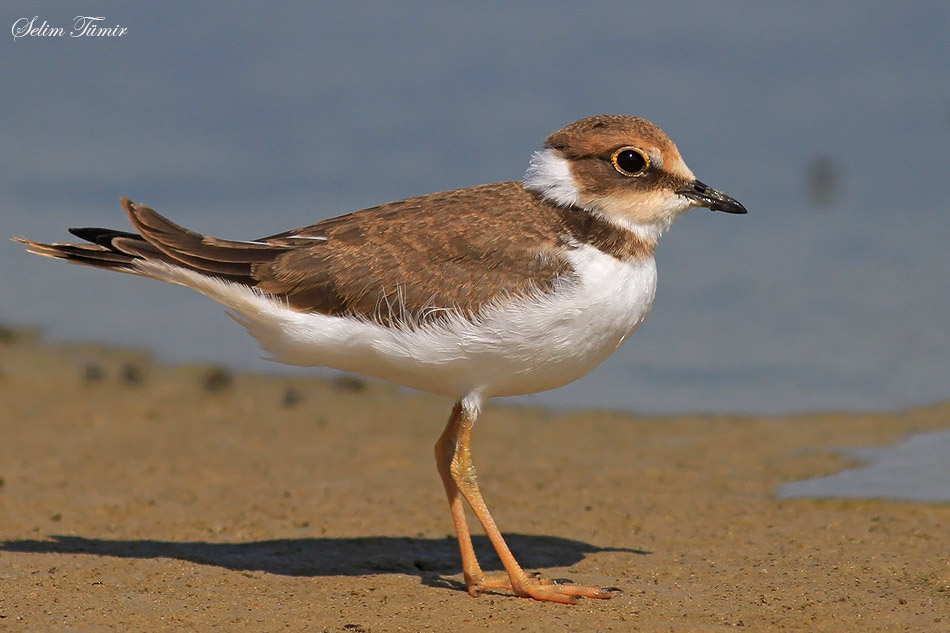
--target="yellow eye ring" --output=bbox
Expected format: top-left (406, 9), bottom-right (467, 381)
top-left (610, 147), bottom-right (650, 176)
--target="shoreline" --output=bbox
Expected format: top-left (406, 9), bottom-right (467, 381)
top-left (1, 330), bottom-right (948, 631)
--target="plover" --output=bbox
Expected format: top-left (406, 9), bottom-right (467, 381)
top-left (16, 115), bottom-right (746, 603)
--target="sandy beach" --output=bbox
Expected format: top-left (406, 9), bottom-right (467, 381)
top-left (1, 327), bottom-right (947, 632)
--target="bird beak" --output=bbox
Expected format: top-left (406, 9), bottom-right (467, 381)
top-left (676, 180), bottom-right (748, 214)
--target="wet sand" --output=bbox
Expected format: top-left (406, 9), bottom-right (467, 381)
top-left (1, 328), bottom-right (947, 631)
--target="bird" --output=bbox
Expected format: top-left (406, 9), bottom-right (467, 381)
top-left (15, 114), bottom-right (746, 604)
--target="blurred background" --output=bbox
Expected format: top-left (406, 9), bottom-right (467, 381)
top-left (3, 2), bottom-right (948, 415)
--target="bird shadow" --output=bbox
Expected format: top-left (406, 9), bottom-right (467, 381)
top-left (1, 534), bottom-right (648, 592)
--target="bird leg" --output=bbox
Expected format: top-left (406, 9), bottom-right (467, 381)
top-left (434, 398), bottom-right (615, 604)
top-left (435, 400), bottom-right (490, 592)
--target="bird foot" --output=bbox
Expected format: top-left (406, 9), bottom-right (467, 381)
top-left (466, 571), bottom-right (617, 604)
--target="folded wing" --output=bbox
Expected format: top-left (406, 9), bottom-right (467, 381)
top-left (16, 185), bottom-right (575, 328)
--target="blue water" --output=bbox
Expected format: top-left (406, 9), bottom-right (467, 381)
top-left (776, 430), bottom-right (950, 504)
top-left (2, 3), bottom-right (948, 427)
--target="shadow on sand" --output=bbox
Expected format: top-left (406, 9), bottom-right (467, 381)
top-left (2, 533), bottom-right (648, 591)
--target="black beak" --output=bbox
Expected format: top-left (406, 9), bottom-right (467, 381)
top-left (677, 180), bottom-right (747, 214)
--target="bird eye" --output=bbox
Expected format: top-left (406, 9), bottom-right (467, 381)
top-left (611, 147), bottom-right (649, 176)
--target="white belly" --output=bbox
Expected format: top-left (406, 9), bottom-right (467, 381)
top-left (139, 245), bottom-right (657, 398)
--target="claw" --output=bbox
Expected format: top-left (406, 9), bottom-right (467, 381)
top-left (464, 571), bottom-right (618, 604)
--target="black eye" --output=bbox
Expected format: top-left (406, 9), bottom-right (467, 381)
top-left (611, 147), bottom-right (649, 176)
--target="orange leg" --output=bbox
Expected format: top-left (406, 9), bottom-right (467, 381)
top-left (434, 397), bottom-right (616, 604)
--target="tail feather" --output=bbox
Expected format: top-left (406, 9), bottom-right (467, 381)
top-left (67, 226), bottom-right (141, 247)
top-left (14, 198), bottom-right (292, 285)
top-left (14, 237), bottom-right (142, 271)
top-left (123, 199), bottom-right (282, 263)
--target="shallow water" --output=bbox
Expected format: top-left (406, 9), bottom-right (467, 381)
top-left (776, 430), bottom-right (950, 504)
top-left (3, 3), bottom-right (948, 417)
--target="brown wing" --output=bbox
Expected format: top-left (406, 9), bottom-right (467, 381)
top-left (17, 185), bottom-right (576, 327)
top-left (17, 183), bottom-right (650, 328)
top-left (252, 182), bottom-right (575, 325)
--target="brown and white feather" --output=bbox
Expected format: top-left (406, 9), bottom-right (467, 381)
top-left (14, 114), bottom-right (735, 398)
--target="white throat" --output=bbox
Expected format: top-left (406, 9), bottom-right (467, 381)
top-left (523, 148), bottom-right (669, 242)
top-left (523, 148), bottom-right (581, 208)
